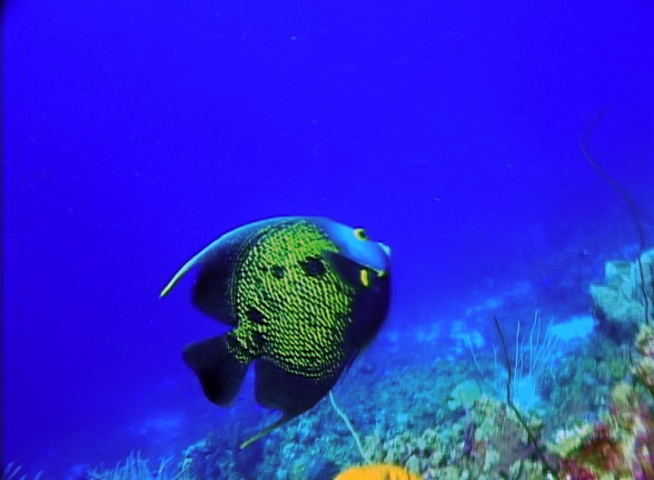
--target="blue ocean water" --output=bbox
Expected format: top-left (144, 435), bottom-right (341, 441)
top-left (3, 0), bottom-right (653, 478)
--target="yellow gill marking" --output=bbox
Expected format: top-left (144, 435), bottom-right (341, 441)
top-left (359, 269), bottom-right (371, 287)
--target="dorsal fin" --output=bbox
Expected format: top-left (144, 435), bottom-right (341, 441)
top-left (160, 217), bottom-right (295, 323)
top-left (159, 238), bottom-right (224, 298)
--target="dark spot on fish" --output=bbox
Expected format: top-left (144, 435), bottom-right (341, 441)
top-left (248, 308), bottom-right (266, 325)
top-left (271, 265), bottom-right (286, 279)
top-left (226, 333), bottom-right (242, 353)
top-left (301, 257), bottom-right (326, 277)
top-left (252, 329), bottom-right (265, 346)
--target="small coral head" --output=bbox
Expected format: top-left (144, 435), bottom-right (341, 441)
top-left (559, 460), bottom-right (597, 480)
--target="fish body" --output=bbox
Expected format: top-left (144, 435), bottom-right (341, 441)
top-left (160, 216), bottom-right (391, 447)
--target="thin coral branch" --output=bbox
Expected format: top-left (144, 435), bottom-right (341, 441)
top-left (329, 391), bottom-right (371, 464)
top-left (494, 315), bottom-right (559, 478)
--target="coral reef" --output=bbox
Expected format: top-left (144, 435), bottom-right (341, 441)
top-left (547, 334), bottom-right (629, 430)
top-left (635, 322), bottom-right (654, 395)
top-left (548, 320), bottom-right (654, 479)
top-left (549, 383), bottom-right (653, 479)
top-left (180, 438), bottom-right (242, 480)
top-left (447, 380), bottom-right (482, 412)
top-left (357, 395), bottom-right (550, 480)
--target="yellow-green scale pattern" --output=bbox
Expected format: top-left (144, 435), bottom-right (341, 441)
top-left (227, 220), bottom-right (355, 379)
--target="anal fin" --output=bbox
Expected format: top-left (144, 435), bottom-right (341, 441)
top-left (239, 415), bottom-right (293, 449)
top-left (237, 359), bottom-right (342, 448)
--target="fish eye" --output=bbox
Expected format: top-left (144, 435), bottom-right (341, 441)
top-left (353, 228), bottom-right (367, 241)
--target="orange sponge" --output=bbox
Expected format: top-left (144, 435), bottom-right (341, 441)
top-left (334, 464), bottom-right (423, 480)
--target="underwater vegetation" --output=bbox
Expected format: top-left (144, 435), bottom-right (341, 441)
top-left (2, 464), bottom-right (42, 480)
top-left (86, 451), bottom-right (193, 480)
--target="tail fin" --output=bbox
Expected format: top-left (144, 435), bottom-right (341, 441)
top-left (183, 335), bottom-right (249, 407)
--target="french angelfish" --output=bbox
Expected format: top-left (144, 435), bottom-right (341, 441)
top-left (160, 216), bottom-right (392, 448)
